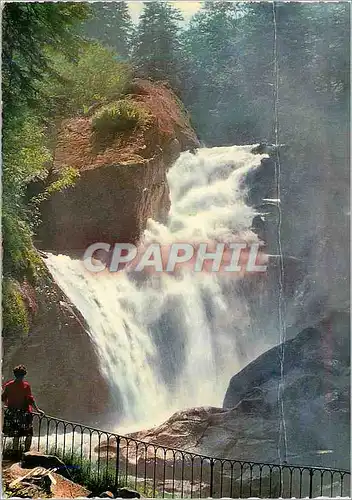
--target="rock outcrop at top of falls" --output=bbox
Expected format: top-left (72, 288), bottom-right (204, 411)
top-left (37, 79), bottom-right (199, 252)
top-left (119, 311), bottom-right (349, 470)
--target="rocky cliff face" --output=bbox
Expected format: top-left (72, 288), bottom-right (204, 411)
top-left (223, 310), bottom-right (350, 469)
top-left (123, 311), bottom-right (349, 470)
top-left (38, 79), bottom-right (199, 251)
top-left (2, 271), bottom-right (113, 424)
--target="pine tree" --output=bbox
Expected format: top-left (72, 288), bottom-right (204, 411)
top-left (82, 2), bottom-right (134, 59)
top-left (181, 2), bottom-right (245, 143)
top-left (2, 2), bottom-right (89, 117)
top-left (133, 1), bottom-right (183, 86)
top-left (182, 1), bottom-right (349, 145)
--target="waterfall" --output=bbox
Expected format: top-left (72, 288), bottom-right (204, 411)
top-left (45, 145), bottom-right (281, 432)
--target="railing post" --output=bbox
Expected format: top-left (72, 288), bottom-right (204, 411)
top-left (37, 415), bottom-right (42, 452)
top-left (309, 469), bottom-right (314, 498)
top-left (209, 458), bottom-right (214, 498)
top-left (114, 436), bottom-right (120, 489)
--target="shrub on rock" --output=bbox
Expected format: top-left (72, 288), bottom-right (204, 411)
top-left (92, 100), bottom-right (151, 138)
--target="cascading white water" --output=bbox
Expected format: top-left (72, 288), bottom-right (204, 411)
top-left (46, 145), bottom-right (280, 432)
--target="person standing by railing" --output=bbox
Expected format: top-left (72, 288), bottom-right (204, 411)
top-left (2, 364), bottom-right (45, 452)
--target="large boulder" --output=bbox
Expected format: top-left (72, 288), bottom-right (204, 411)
top-left (222, 310), bottom-right (350, 469)
top-left (21, 451), bottom-right (66, 471)
top-left (37, 79), bottom-right (199, 252)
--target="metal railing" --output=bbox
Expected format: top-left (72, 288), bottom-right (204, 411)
top-left (2, 411), bottom-right (351, 498)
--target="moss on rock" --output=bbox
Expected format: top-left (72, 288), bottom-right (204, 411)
top-left (2, 278), bottom-right (30, 339)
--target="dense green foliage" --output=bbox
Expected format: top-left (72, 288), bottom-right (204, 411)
top-left (2, 3), bottom-right (91, 338)
top-left (1, 3), bottom-right (136, 339)
top-left (2, 2), bottom-right (90, 118)
top-left (132, 2), bottom-right (184, 87)
top-left (2, 2), bottom-right (91, 280)
top-left (92, 100), bottom-right (151, 137)
top-left (81, 1), bottom-right (134, 59)
top-left (180, 1), bottom-right (350, 145)
top-left (40, 43), bottom-right (132, 117)
top-left (2, 114), bottom-right (51, 279)
top-left (79, 1), bottom-right (349, 147)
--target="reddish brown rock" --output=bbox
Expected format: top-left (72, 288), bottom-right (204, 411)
top-left (38, 79), bottom-right (199, 252)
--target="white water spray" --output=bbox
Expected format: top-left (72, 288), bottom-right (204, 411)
top-left (46, 145), bottom-right (279, 432)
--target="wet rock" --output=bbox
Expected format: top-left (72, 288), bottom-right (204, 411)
top-left (38, 79), bottom-right (199, 252)
top-left (116, 487), bottom-right (141, 498)
top-left (99, 491), bottom-right (115, 498)
top-left (21, 451), bottom-right (66, 472)
top-left (222, 311), bottom-right (350, 469)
